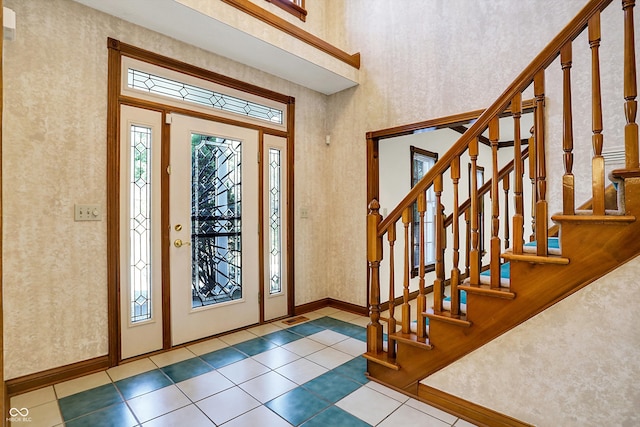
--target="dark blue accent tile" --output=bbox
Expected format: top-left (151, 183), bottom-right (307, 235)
top-left (287, 322), bottom-right (325, 336)
top-left (115, 369), bottom-right (172, 400)
top-left (200, 346), bottom-right (247, 368)
top-left (160, 357), bottom-right (213, 383)
top-left (65, 402), bottom-right (137, 427)
top-left (331, 323), bottom-right (367, 339)
top-left (302, 406), bottom-right (371, 427)
top-left (265, 387), bottom-right (330, 425)
top-left (302, 371), bottom-right (362, 403)
top-left (332, 356), bottom-right (369, 384)
top-left (262, 329), bottom-right (304, 346)
top-left (59, 383), bottom-right (123, 421)
top-left (308, 317), bottom-right (346, 330)
top-left (233, 337), bottom-right (278, 356)
top-left (350, 329), bottom-right (367, 342)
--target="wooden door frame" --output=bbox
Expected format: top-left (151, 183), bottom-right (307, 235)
top-left (107, 38), bottom-right (296, 365)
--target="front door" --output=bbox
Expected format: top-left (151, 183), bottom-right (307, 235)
top-left (169, 114), bottom-right (260, 345)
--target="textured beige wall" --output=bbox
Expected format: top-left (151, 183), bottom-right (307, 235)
top-left (2, 0), bottom-right (329, 379)
top-left (423, 255), bottom-right (640, 426)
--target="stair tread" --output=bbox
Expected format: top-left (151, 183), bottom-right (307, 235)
top-left (523, 236), bottom-right (561, 255)
top-left (459, 284), bottom-right (516, 299)
top-left (390, 331), bottom-right (433, 350)
top-left (551, 213), bottom-right (636, 223)
top-left (502, 251), bottom-right (570, 264)
top-left (363, 351), bottom-right (401, 370)
top-left (611, 167), bottom-right (640, 179)
top-left (424, 310), bottom-right (472, 328)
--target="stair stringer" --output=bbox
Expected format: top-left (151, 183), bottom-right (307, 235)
top-left (367, 178), bottom-right (640, 393)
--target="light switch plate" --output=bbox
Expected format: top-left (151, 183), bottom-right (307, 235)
top-left (75, 204), bottom-right (102, 221)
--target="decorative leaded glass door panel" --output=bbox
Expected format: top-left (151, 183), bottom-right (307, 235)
top-left (120, 105), bottom-right (164, 359)
top-left (170, 115), bottom-right (259, 345)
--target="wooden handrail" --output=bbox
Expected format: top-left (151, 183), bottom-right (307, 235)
top-left (443, 147), bottom-right (530, 228)
top-left (377, 0), bottom-right (613, 236)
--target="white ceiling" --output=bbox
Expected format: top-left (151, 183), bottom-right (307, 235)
top-left (71, 0), bottom-right (358, 95)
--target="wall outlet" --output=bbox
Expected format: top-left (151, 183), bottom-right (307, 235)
top-left (75, 204), bottom-right (102, 221)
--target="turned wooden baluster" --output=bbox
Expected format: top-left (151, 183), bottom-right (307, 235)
top-left (512, 93), bottom-right (524, 254)
top-left (417, 192), bottom-right (427, 338)
top-left (589, 12), bottom-right (606, 215)
top-left (561, 42), bottom-right (576, 215)
top-left (469, 138), bottom-right (480, 285)
top-left (450, 157), bottom-right (461, 316)
top-left (387, 222), bottom-right (397, 358)
top-left (401, 207), bottom-right (412, 334)
top-left (534, 71), bottom-right (549, 255)
top-left (464, 208), bottom-right (471, 278)
top-left (623, 0), bottom-right (639, 169)
top-left (503, 173), bottom-right (510, 249)
top-left (367, 200), bottom-right (383, 353)
top-left (528, 126), bottom-right (536, 241)
top-left (433, 175), bottom-right (445, 313)
top-left (489, 117), bottom-right (501, 289)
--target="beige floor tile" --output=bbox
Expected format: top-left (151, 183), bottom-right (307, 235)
top-left (218, 330), bottom-right (257, 345)
top-left (107, 358), bottom-right (157, 382)
top-left (150, 348), bottom-right (195, 368)
top-left (247, 323), bottom-right (283, 336)
top-left (251, 347), bottom-right (300, 369)
top-left (377, 404), bottom-right (450, 427)
top-left (274, 358), bottom-right (327, 385)
top-left (239, 371), bottom-right (297, 403)
top-left (54, 371), bottom-right (112, 398)
top-left (141, 404), bottom-right (214, 427)
top-left (332, 337), bottom-right (367, 357)
top-left (196, 387), bottom-right (260, 425)
top-left (335, 386), bottom-right (403, 425)
top-left (281, 337), bottom-right (325, 357)
top-left (222, 405), bottom-right (293, 427)
top-left (128, 385), bottom-right (190, 423)
top-left (307, 330), bottom-right (350, 346)
top-left (176, 370), bottom-right (234, 402)
top-left (9, 400), bottom-right (62, 427)
top-left (217, 358), bottom-right (270, 384)
top-left (186, 338), bottom-right (228, 356)
top-left (305, 347), bottom-right (353, 370)
top-left (10, 386), bottom-right (56, 410)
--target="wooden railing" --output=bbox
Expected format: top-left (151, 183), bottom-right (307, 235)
top-left (367, 0), bottom-right (638, 356)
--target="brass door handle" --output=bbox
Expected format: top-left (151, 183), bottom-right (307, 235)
top-left (174, 239), bottom-right (191, 248)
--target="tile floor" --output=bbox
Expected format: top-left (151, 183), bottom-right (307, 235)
top-left (9, 307), bottom-right (478, 427)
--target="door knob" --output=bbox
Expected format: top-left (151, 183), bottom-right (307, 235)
top-left (174, 239), bottom-right (191, 248)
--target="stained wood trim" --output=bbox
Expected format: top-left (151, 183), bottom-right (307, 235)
top-left (267, 0), bottom-right (307, 21)
top-left (294, 298), bottom-right (368, 316)
top-left (221, 0), bottom-right (360, 69)
top-left (111, 38), bottom-right (294, 104)
top-left (5, 356), bottom-right (111, 398)
top-left (367, 99), bottom-right (535, 141)
top-left (107, 39), bottom-right (297, 366)
top-left (418, 384), bottom-right (535, 427)
top-left (287, 101), bottom-right (296, 315)
top-left (1, 2), bottom-right (5, 424)
top-left (106, 39), bottom-right (122, 366)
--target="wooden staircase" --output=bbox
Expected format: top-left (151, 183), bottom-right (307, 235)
top-left (364, 0), bottom-right (640, 399)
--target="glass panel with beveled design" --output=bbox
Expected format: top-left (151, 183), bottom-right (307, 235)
top-left (268, 148), bottom-right (282, 294)
top-left (128, 69), bottom-right (283, 125)
top-left (130, 125), bottom-right (153, 323)
top-left (191, 133), bottom-right (242, 307)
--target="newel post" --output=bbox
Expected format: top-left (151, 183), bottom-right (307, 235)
top-left (367, 199), bottom-right (384, 353)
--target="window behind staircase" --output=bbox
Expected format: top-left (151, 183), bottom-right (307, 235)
top-left (410, 147), bottom-right (438, 277)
